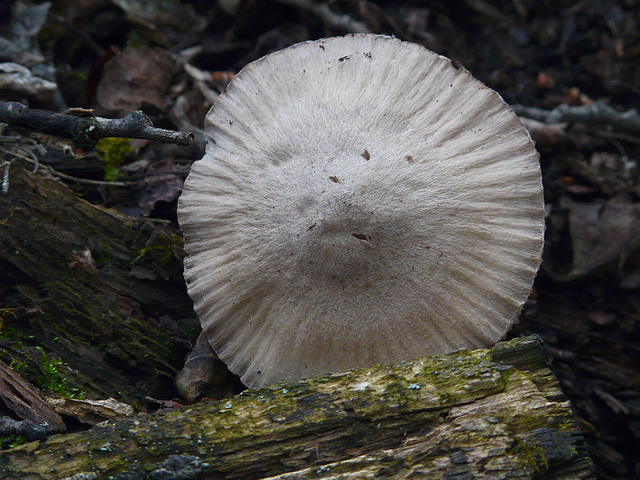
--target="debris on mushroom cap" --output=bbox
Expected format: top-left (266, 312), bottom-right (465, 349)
top-left (178, 34), bottom-right (545, 389)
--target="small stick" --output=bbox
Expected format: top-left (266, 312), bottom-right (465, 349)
top-left (276, 0), bottom-right (370, 33)
top-left (0, 102), bottom-right (194, 149)
top-left (512, 103), bottom-right (640, 135)
top-left (0, 147), bottom-right (137, 189)
top-left (1, 160), bottom-right (10, 194)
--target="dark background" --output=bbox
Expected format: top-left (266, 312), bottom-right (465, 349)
top-left (1, 1), bottom-right (639, 478)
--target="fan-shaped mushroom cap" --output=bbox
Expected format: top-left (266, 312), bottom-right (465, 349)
top-left (179, 34), bottom-right (545, 388)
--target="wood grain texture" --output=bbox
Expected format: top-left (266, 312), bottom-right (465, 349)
top-left (0, 163), bottom-right (198, 405)
top-left (0, 336), bottom-right (595, 480)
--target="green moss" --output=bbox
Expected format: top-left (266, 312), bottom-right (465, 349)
top-left (131, 234), bottom-right (182, 267)
top-left (95, 137), bottom-right (132, 181)
top-left (510, 440), bottom-right (549, 473)
top-left (9, 358), bottom-right (27, 374)
top-left (132, 245), bottom-right (173, 266)
top-left (0, 435), bottom-right (27, 450)
top-left (2, 330), bottom-right (86, 400)
top-left (0, 323), bottom-right (34, 348)
top-left (34, 347), bottom-right (85, 399)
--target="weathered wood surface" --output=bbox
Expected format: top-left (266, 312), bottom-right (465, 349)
top-left (0, 336), bottom-right (595, 480)
top-left (0, 360), bottom-right (65, 436)
top-left (0, 162), bottom-right (206, 405)
top-left (0, 164), bottom-right (595, 478)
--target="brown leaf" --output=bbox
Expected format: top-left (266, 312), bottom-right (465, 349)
top-left (560, 195), bottom-right (640, 280)
top-left (135, 162), bottom-right (183, 217)
top-left (96, 47), bottom-right (174, 115)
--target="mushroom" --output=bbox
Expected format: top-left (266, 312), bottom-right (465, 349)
top-left (178, 34), bottom-right (544, 389)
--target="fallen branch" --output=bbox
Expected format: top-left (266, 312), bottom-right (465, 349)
top-left (0, 101), bottom-right (194, 149)
top-left (512, 103), bottom-right (640, 135)
top-left (0, 361), bottom-right (66, 440)
top-left (276, 0), bottom-right (371, 33)
top-left (0, 336), bottom-right (595, 480)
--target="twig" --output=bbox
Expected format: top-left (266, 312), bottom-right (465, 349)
top-left (595, 130), bottom-right (640, 145)
top-left (0, 146), bottom-right (35, 168)
top-left (463, 0), bottom-right (512, 23)
top-left (512, 103), bottom-right (640, 135)
top-left (48, 13), bottom-right (105, 57)
top-left (276, 0), bottom-right (371, 33)
top-left (0, 145), bottom-right (40, 173)
top-left (127, 169), bottom-right (191, 180)
top-left (0, 102), bottom-right (195, 149)
top-left (91, 111), bottom-right (194, 146)
top-left (0, 147), bottom-right (137, 188)
top-left (1, 161), bottom-right (10, 194)
top-left (45, 169), bottom-right (138, 187)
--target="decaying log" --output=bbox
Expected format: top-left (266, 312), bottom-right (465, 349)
top-left (0, 163), bottom-right (595, 478)
top-left (0, 162), bottom-right (207, 405)
top-left (0, 336), bottom-right (595, 480)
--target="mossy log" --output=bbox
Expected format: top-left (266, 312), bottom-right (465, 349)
top-left (0, 336), bottom-right (594, 479)
top-left (0, 162), bottom-right (202, 405)
top-left (0, 164), bottom-right (594, 478)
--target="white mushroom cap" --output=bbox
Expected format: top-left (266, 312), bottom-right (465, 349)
top-left (179, 34), bottom-right (545, 388)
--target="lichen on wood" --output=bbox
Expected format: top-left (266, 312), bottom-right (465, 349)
top-left (0, 336), bottom-right (595, 479)
top-left (0, 165), bottom-right (594, 478)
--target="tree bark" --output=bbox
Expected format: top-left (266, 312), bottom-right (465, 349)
top-left (0, 162), bottom-right (207, 405)
top-left (0, 336), bottom-right (594, 480)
